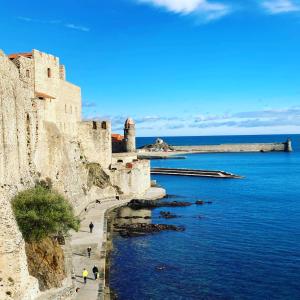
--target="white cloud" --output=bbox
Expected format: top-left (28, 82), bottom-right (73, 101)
top-left (83, 107), bottom-right (300, 136)
top-left (65, 23), bottom-right (90, 32)
top-left (17, 17), bottom-right (90, 32)
top-left (192, 107), bottom-right (300, 128)
top-left (261, 0), bottom-right (300, 14)
top-left (136, 0), bottom-right (231, 21)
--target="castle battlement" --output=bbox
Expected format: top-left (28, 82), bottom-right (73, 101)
top-left (8, 49), bottom-right (83, 136)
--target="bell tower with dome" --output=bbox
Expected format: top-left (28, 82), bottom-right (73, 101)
top-left (124, 118), bottom-right (136, 152)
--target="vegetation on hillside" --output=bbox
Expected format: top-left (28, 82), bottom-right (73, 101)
top-left (12, 186), bottom-right (80, 242)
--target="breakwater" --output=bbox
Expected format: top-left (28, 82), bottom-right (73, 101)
top-left (151, 168), bottom-right (242, 178)
top-left (137, 139), bottom-right (292, 160)
top-left (173, 139), bottom-right (292, 153)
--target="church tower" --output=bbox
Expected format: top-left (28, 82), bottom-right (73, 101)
top-left (124, 118), bottom-right (136, 152)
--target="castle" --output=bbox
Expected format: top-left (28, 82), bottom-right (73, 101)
top-left (0, 49), bottom-right (150, 299)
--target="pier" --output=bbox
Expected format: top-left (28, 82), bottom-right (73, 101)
top-left (151, 168), bottom-right (243, 179)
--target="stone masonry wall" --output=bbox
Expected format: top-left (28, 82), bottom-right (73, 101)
top-left (56, 80), bottom-right (81, 136)
top-left (0, 50), bottom-right (40, 300)
top-left (110, 159), bottom-right (151, 197)
top-left (0, 50), bottom-right (151, 299)
top-left (78, 121), bottom-right (112, 170)
top-left (33, 49), bottom-right (60, 99)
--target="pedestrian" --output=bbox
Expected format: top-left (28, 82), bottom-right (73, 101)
top-left (87, 246), bottom-right (92, 258)
top-left (92, 265), bottom-right (99, 280)
top-left (82, 268), bottom-right (88, 284)
top-left (89, 222), bottom-right (94, 233)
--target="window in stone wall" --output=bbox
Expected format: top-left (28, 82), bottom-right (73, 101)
top-left (101, 121), bottom-right (107, 130)
top-left (93, 121), bottom-right (97, 130)
top-left (26, 69), bottom-right (30, 78)
top-left (47, 68), bottom-right (51, 78)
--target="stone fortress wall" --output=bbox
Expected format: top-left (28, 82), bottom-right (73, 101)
top-left (0, 49), bottom-right (150, 299)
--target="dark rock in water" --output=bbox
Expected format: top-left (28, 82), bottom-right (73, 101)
top-left (163, 194), bottom-right (181, 199)
top-left (195, 200), bottom-right (213, 205)
top-left (110, 289), bottom-right (119, 300)
top-left (195, 200), bottom-right (205, 205)
top-left (161, 201), bottom-right (191, 207)
top-left (118, 216), bottom-right (144, 219)
top-left (114, 223), bottom-right (185, 237)
top-left (193, 215), bottom-right (204, 219)
top-left (128, 199), bottom-right (191, 210)
top-left (159, 211), bottom-right (180, 219)
top-left (118, 230), bottom-right (146, 238)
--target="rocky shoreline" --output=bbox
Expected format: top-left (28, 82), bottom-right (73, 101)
top-left (104, 194), bottom-right (215, 299)
top-left (104, 196), bottom-right (190, 298)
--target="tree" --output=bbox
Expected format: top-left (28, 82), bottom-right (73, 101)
top-left (12, 186), bottom-right (80, 242)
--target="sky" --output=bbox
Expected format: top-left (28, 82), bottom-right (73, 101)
top-left (1, 0), bottom-right (300, 136)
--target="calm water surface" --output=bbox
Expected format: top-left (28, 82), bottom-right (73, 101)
top-left (110, 135), bottom-right (300, 300)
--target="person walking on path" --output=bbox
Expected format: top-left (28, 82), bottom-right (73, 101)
top-left (92, 265), bottom-right (99, 280)
top-left (87, 246), bottom-right (92, 258)
top-left (89, 222), bottom-right (94, 233)
top-left (82, 268), bottom-right (88, 284)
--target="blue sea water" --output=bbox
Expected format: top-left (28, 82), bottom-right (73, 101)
top-left (110, 135), bottom-right (300, 300)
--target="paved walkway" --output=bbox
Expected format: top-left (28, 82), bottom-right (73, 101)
top-left (71, 187), bottom-right (166, 300)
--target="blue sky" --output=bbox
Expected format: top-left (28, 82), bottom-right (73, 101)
top-left (1, 0), bottom-right (300, 136)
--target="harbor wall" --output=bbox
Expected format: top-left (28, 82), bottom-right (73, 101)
top-left (173, 141), bottom-right (292, 153)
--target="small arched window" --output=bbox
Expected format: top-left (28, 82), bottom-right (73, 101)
top-left (26, 69), bottom-right (30, 78)
top-left (47, 68), bottom-right (51, 78)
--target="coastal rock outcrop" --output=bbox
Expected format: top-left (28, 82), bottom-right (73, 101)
top-left (25, 238), bottom-right (65, 291)
top-left (159, 211), bottom-right (180, 219)
top-left (139, 138), bottom-right (174, 152)
top-left (128, 199), bottom-right (192, 210)
top-left (114, 223), bottom-right (185, 237)
top-left (195, 200), bottom-right (213, 205)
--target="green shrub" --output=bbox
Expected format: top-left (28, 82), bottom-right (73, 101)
top-left (12, 186), bottom-right (80, 242)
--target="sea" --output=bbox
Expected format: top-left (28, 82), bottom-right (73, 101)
top-left (110, 134), bottom-right (300, 300)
